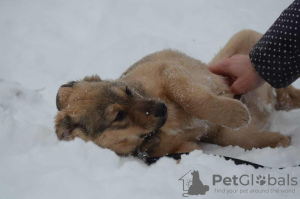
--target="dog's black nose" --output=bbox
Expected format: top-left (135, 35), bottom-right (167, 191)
top-left (154, 103), bottom-right (167, 117)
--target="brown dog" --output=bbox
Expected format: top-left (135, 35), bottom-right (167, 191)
top-left (55, 30), bottom-right (299, 157)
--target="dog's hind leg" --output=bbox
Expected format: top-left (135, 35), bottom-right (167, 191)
top-left (275, 85), bottom-right (300, 111)
top-left (174, 141), bottom-right (202, 154)
top-left (203, 126), bottom-right (290, 150)
top-left (209, 30), bottom-right (262, 64)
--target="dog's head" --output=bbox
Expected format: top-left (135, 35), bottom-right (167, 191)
top-left (55, 75), bottom-right (167, 155)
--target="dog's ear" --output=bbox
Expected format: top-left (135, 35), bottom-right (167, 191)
top-left (83, 75), bottom-right (101, 82)
top-left (55, 111), bottom-right (73, 140)
top-left (56, 75), bottom-right (101, 111)
top-left (55, 111), bottom-right (88, 141)
top-left (56, 81), bottom-right (77, 111)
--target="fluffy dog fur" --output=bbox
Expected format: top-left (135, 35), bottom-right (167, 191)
top-left (55, 30), bottom-right (299, 157)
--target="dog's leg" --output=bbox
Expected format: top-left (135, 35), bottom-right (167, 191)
top-left (275, 85), bottom-right (300, 111)
top-left (209, 30), bottom-right (262, 64)
top-left (203, 126), bottom-right (290, 150)
top-left (174, 141), bottom-right (201, 154)
top-left (140, 129), bottom-right (203, 157)
top-left (162, 67), bottom-right (250, 129)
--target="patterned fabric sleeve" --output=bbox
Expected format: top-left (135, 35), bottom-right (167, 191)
top-left (249, 0), bottom-right (300, 88)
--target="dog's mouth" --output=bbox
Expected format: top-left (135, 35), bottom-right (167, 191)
top-left (139, 116), bottom-right (167, 139)
top-left (140, 130), bottom-right (158, 139)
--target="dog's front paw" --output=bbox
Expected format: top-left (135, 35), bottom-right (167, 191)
top-left (222, 100), bottom-right (251, 129)
top-left (271, 134), bottom-right (291, 148)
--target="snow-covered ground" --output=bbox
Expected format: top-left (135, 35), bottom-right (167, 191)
top-left (1, 0), bottom-right (300, 198)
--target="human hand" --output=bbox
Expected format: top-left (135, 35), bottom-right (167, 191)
top-left (208, 54), bottom-right (265, 94)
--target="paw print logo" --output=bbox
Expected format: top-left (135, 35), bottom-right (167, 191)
top-left (256, 175), bottom-right (266, 186)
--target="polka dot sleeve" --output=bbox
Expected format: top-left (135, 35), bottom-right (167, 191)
top-left (249, 0), bottom-right (300, 88)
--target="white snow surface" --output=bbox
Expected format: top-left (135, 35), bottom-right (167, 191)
top-left (1, 0), bottom-right (300, 198)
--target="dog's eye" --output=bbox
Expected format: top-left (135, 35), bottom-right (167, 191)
top-left (125, 86), bottom-right (132, 96)
top-left (114, 111), bottom-right (126, 122)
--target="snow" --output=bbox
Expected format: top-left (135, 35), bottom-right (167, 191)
top-left (1, 0), bottom-right (300, 198)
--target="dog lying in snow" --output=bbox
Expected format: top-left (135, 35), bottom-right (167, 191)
top-left (55, 30), bottom-right (300, 157)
